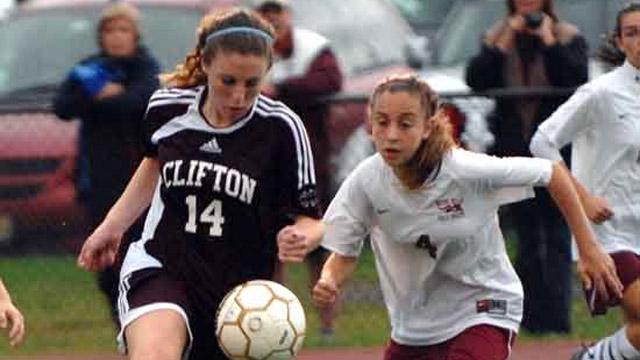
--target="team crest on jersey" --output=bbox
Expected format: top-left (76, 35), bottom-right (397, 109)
top-left (199, 137), bottom-right (222, 154)
top-left (436, 198), bottom-right (464, 221)
top-left (298, 187), bottom-right (318, 209)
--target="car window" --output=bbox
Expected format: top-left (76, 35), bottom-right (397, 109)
top-left (555, 0), bottom-right (618, 52)
top-left (0, 9), bottom-right (97, 93)
top-left (137, 7), bottom-right (202, 73)
top-left (433, 0), bottom-right (504, 66)
top-left (0, 6), bottom-right (201, 94)
top-left (389, 0), bottom-right (454, 35)
top-left (288, 0), bottom-right (411, 75)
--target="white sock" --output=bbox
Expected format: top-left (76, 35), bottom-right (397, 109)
top-left (582, 327), bottom-right (640, 360)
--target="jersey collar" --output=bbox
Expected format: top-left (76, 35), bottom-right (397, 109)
top-left (190, 86), bottom-right (259, 134)
top-left (622, 60), bottom-right (640, 84)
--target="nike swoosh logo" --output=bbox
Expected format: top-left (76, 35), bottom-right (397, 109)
top-left (376, 208), bottom-right (390, 215)
top-left (586, 349), bottom-right (595, 359)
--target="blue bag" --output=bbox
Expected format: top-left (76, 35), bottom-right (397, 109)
top-left (70, 61), bottom-right (112, 97)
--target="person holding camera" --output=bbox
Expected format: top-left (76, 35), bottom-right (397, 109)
top-left (465, 0), bottom-right (588, 334)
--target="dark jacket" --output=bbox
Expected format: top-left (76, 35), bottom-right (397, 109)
top-left (466, 21), bottom-right (588, 157)
top-left (53, 46), bottom-right (159, 219)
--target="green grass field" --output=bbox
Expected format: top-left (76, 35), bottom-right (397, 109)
top-left (0, 251), bottom-right (623, 357)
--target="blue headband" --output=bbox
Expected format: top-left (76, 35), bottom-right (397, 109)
top-left (205, 27), bottom-right (273, 44)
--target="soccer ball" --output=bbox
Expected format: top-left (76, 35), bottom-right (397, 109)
top-left (216, 279), bottom-right (306, 359)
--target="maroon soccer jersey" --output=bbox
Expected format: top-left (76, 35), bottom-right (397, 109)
top-left (123, 86), bottom-right (320, 313)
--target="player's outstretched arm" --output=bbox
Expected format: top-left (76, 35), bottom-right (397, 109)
top-left (312, 253), bottom-right (357, 309)
top-left (77, 157), bottom-right (160, 271)
top-left (277, 216), bottom-right (325, 263)
top-left (0, 279), bottom-right (24, 348)
top-left (530, 133), bottom-right (614, 224)
top-left (546, 162), bottom-right (623, 301)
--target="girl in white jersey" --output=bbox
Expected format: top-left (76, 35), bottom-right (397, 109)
top-left (312, 74), bottom-right (622, 360)
top-left (530, 4), bottom-right (640, 360)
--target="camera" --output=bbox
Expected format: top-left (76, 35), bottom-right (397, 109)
top-left (524, 11), bottom-right (543, 29)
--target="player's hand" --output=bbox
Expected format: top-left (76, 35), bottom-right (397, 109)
top-left (77, 224), bottom-right (122, 272)
top-left (277, 225), bottom-right (307, 263)
top-left (0, 299), bottom-right (24, 348)
top-left (507, 14), bottom-right (527, 32)
top-left (527, 13), bottom-right (555, 42)
top-left (583, 195), bottom-right (614, 224)
top-left (95, 82), bottom-right (125, 100)
top-left (577, 245), bottom-right (623, 303)
top-left (312, 277), bottom-right (339, 309)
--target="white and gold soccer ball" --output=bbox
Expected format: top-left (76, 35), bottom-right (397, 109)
top-left (216, 280), bottom-right (306, 360)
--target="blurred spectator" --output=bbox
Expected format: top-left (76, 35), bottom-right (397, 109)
top-left (0, 278), bottom-right (24, 348)
top-left (255, 0), bottom-right (343, 338)
top-left (465, 0), bottom-right (588, 334)
top-left (52, 3), bottom-right (159, 325)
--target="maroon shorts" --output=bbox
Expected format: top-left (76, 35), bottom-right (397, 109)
top-left (119, 268), bottom-right (229, 360)
top-left (584, 251), bottom-right (640, 316)
top-left (383, 325), bottom-right (515, 360)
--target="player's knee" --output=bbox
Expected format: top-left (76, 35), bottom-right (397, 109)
top-left (125, 310), bottom-right (188, 360)
top-left (622, 279), bottom-right (640, 321)
top-left (129, 343), bottom-right (183, 360)
top-left (625, 322), bottom-right (640, 351)
top-left (625, 282), bottom-right (640, 347)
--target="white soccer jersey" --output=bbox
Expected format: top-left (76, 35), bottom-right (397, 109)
top-left (532, 60), bottom-right (640, 256)
top-left (322, 148), bottom-right (552, 345)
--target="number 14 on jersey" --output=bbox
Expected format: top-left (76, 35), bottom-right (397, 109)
top-left (185, 195), bottom-right (225, 237)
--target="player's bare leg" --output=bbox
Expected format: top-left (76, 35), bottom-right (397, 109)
top-left (126, 309), bottom-right (188, 360)
top-left (272, 261), bottom-right (286, 284)
top-left (622, 279), bottom-right (640, 352)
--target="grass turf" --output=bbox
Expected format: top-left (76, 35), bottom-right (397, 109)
top-left (0, 252), bottom-right (623, 356)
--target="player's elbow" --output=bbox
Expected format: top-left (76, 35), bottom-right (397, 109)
top-left (529, 131), bottom-right (545, 157)
top-left (529, 131), bottom-right (562, 162)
